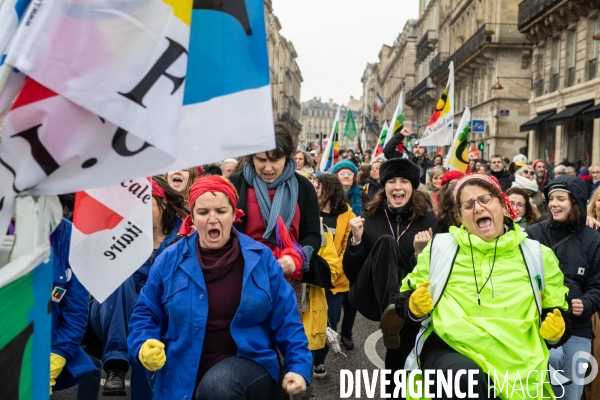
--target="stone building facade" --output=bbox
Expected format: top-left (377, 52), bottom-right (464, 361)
top-left (519, 0), bottom-right (600, 169)
top-left (265, 0), bottom-right (303, 139)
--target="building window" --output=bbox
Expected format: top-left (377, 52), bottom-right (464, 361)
top-left (566, 30), bottom-right (577, 87)
top-left (537, 123), bottom-right (556, 170)
top-left (587, 19), bottom-right (598, 81)
top-left (551, 38), bottom-right (561, 92)
top-left (567, 117), bottom-right (593, 167)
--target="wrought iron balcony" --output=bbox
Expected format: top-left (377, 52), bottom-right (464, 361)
top-left (429, 52), bottom-right (448, 75)
top-left (406, 77), bottom-right (434, 104)
top-left (436, 23), bottom-right (529, 81)
top-left (416, 30), bottom-right (437, 59)
top-left (518, 0), bottom-right (563, 31)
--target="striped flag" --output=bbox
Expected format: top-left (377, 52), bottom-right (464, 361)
top-left (444, 107), bottom-right (471, 173)
top-left (383, 93), bottom-right (403, 148)
top-left (373, 121), bottom-right (389, 158)
top-left (319, 106), bottom-right (340, 173)
top-left (420, 61), bottom-right (455, 146)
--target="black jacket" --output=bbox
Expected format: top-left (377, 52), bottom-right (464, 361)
top-left (526, 175), bottom-right (600, 338)
top-left (364, 177), bottom-right (381, 200)
top-left (383, 132), bottom-right (434, 184)
top-left (488, 168), bottom-right (515, 192)
top-left (228, 171), bottom-right (322, 258)
top-left (343, 201), bottom-right (438, 284)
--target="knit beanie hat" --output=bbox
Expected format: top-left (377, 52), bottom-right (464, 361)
top-left (331, 160), bottom-right (359, 176)
top-left (379, 158), bottom-right (420, 189)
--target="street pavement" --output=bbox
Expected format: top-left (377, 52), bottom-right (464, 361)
top-left (51, 313), bottom-right (387, 400)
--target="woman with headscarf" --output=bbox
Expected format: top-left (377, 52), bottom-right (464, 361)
top-left (343, 158), bottom-right (438, 373)
top-left (87, 177), bottom-right (186, 398)
top-left (128, 176), bottom-right (311, 399)
top-left (165, 167), bottom-right (199, 210)
top-left (527, 175), bottom-right (600, 400)
top-left (388, 174), bottom-right (571, 398)
top-left (228, 123), bottom-right (321, 315)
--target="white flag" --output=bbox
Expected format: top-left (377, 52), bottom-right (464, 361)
top-left (420, 61), bottom-right (455, 146)
top-left (69, 179), bottom-right (152, 303)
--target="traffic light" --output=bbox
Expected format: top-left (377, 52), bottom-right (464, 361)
top-left (478, 142), bottom-right (484, 152)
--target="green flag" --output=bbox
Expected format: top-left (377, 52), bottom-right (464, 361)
top-left (343, 109), bottom-right (357, 141)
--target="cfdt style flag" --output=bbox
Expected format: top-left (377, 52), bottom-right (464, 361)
top-left (383, 93), bottom-right (403, 148)
top-left (69, 178), bottom-right (152, 303)
top-left (319, 106), bottom-right (341, 173)
top-left (444, 107), bottom-right (471, 173)
top-left (343, 109), bottom-right (357, 141)
top-left (373, 121), bottom-right (389, 158)
top-left (420, 61), bottom-right (455, 146)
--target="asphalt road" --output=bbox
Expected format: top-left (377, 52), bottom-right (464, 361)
top-left (51, 312), bottom-right (387, 400)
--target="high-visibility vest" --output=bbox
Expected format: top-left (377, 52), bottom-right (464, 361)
top-left (404, 232), bottom-right (545, 371)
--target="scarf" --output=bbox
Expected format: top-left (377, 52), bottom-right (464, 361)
top-left (346, 184), bottom-right (363, 217)
top-left (243, 159), bottom-right (299, 243)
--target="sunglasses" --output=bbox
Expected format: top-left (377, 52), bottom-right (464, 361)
top-left (522, 170), bottom-right (534, 176)
top-left (338, 171), bottom-right (355, 177)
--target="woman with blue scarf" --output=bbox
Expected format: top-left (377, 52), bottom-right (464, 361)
top-left (228, 123), bottom-right (321, 319)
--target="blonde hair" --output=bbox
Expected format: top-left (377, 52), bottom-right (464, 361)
top-left (588, 186), bottom-right (600, 219)
top-left (427, 166), bottom-right (445, 190)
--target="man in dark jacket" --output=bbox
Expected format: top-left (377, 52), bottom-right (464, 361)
top-left (383, 128), bottom-right (434, 184)
top-left (487, 154), bottom-right (514, 191)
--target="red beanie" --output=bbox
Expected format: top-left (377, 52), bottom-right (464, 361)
top-left (441, 170), bottom-right (465, 186)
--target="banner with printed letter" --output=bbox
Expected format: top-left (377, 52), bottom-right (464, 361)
top-left (69, 178), bottom-right (152, 302)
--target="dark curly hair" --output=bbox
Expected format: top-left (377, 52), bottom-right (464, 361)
top-left (505, 188), bottom-right (539, 227)
top-left (436, 182), bottom-right (460, 232)
top-left (153, 176), bottom-right (188, 235)
top-left (316, 174), bottom-right (347, 212)
top-left (365, 187), bottom-right (432, 221)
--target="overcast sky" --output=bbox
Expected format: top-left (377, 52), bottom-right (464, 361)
top-left (272, 0), bottom-right (420, 105)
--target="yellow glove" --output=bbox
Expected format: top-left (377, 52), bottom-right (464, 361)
top-left (50, 353), bottom-right (66, 389)
top-left (139, 339), bottom-right (166, 371)
top-left (539, 308), bottom-right (565, 342)
top-left (409, 281), bottom-right (434, 318)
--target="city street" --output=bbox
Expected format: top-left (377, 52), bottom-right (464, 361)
top-left (51, 313), bottom-right (387, 400)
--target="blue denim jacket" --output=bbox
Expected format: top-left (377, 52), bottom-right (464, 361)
top-left (128, 229), bottom-right (312, 400)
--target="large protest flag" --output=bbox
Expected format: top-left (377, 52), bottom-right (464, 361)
top-left (420, 61), bottom-right (455, 146)
top-left (319, 106), bottom-right (341, 173)
top-left (444, 107), bottom-right (471, 173)
top-left (373, 121), bottom-right (389, 158)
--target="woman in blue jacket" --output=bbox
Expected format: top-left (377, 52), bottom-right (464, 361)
top-left (50, 217), bottom-right (97, 393)
top-left (128, 176), bottom-right (311, 400)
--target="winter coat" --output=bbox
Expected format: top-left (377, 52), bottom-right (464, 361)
top-left (133, 218), bottom-right (182, 293)
top-left (51, 218), bottom-right (97, 390)
top-left (228, 171), bottom-right (322, 263)
top-left (526, 175), bottom-right (600, 338)
top-left (128, 230), bottom-right (312, 399)
top-left (488, 168), bottom-right (515, 192)
top-left (303, 225), bottom-right (341, 350)
top-left (398, 224), bottom-right (570, 400)
top-left (343, 201), bottom-right (439, 285)
top-left (324, 203), bottom-right (355, 294)
top-left (363, 177), bottom-right (381, 199)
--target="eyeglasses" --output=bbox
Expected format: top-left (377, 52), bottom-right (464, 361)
top-left (522, 170), bottom-right (534, 176)
top-left (510, 201), bottom-right (525, 209)
top-left (460, 194), bottom-right (495, 212)
top-left (338, 171), bottom-right (354, 177)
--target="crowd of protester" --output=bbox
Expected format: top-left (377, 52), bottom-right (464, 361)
top-left (39, 122), bottom-right (600, 399)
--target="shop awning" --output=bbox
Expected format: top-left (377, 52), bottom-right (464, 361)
top-left (519, 110), bottom-right (556, 132)
top-left (582, 102), bottom-right (600, 121)
top-left (545, 100), bottom-right (594, 128)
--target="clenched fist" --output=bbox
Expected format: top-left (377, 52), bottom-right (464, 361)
top-left (349, 216), bottom-right (365, 243)
top-left (413, 228), bottom-right (433, 256)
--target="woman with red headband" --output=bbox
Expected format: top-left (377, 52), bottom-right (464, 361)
top-left (84, 176), bottom-right (186, 398)
top-left (386, 174), bottom-right (571, 398)
top-left (128, 176), bottom-right (311, 400)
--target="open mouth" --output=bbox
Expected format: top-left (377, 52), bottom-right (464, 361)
top-left (392, 194), bottom-right (405, 204)
top-left (208, 229), bottom-right (221, 240)
top-left (262, 173), bottom-right (275, 181)
top-left (551, 209), bottom-right (562, 217)
top-left (476, 216), bottom-right (492, 230)
top-left (171, 176), bottom-right (183, 186)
